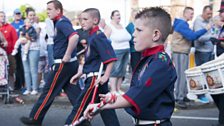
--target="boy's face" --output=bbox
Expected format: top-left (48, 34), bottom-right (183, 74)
top-left (25, 21), bottom-right (31, 27)
top-left (133, 19), bottom-right (154, 52)
top-left (81, 12), bottom-right (96, 31)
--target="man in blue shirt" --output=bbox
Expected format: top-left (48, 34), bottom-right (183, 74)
top-left (11, 8), bottom-right (25, 91)
top-left (20, 1), bottom-right (81, 125)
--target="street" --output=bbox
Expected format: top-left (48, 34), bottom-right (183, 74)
top-left (0, 100), bottom-right (219, 126)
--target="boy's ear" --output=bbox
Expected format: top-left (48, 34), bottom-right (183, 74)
top-left (93, 18), bottom-right (99, 25)
top-left (152, 29), bottom-right (161, 42)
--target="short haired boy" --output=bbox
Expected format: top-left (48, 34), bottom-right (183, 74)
top-left (65, 8), bottom-right (120, 126)
top-left (84, 7), bottom-right (177, 126)
top-left (11, 18), bottom-right (37, 61)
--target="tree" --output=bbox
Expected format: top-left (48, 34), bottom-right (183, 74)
top-left (18, 4), bottom-right (47, 22)
top-left (19, 4), bottom-right (32, 19)
top-left (37, 11), bottom-right (48, 22)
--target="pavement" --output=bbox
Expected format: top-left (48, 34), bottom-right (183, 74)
top-left (2, 71), bottom-right (217, 110)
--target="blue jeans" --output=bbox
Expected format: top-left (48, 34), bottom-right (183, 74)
top-left (195, 51), bottom-right (214, 66)
top-left (111, 49), bottom-right (130, 77)
top-left (22, 50), bottom-right (40, 91)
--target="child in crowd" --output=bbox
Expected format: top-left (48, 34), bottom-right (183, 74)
top-left (84, 7), bottom-right (177, 126)
top-left (0, 32), bottom-right (7, 48)
top-left (0, 32), bottom-right (8, 86)
top-left (38, 28), bottom-right (48, 89)
top-left (11, 18), bottom-right (37, 61)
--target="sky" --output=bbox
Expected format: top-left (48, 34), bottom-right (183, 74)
top-left (0, 0), bottom-right (131, 25)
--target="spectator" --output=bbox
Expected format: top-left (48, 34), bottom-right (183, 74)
top-left (193, 5), bottom-right (214, 103)
top-left (99, 18), bottom-right (110, 39)
top-left (11, 9), bottom-right (24, 36)
top-left (0, 11), bottom-right (18, 90)
top-left (11, 8), bottom-right (25, 91)
top-left (38, 23), bottom-right (48, 89)
top-left (171, 7), bottom-right (209, 108)
top-left (45, 18), bottom-right (54, 70)
top-left (21, 7), bottom-right (40, 95)
top-left (106, 10), bottom-right (131, 94)
top-left (126, 8), bottom-right (141, 71)
top-left (216, 7), bottom-right (224, 56)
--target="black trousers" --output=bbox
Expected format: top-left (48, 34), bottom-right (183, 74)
top-left (29, 61), bottom-right (81, 122)
top-left (211, 93), bottom-right (224, 124)
top-left (14, 50), bottom-right (25, 90)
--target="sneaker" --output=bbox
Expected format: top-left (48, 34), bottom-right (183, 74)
top-left (39, 82), bottom-right (45, 89)
top-left (75, 120), bottom-right (92, 126)
top-left (30, 90), bottom-right (38, 95)
top-left (23, 90), bottom-right (31, 95)
top-left (11, 49), bottom-right (18, 56)
top-left (175, 100), bottom-right (187, 109)
top-left (197, 95), bottom-right (209, 104)
top-left (22, 55), bottom-right (27, 61)
top-left (60, 92), bottom-right (67, 97)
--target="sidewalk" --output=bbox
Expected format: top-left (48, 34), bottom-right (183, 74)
top-left (9, 85), bottom-right (216, 111)
top-left (6, 71), bottom-right (217, 110)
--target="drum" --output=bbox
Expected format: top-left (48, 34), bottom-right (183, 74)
top-left (201, 59), bottom-right (224, 95)
top-left (185, 67), bottom-right (208, 94)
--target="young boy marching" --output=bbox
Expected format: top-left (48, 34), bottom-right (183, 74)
top-left (65, 8), bottom-right (120, 126)
top-left (84, 7), bottom-right (177, 126)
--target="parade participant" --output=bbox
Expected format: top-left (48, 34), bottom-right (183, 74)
top-left (210, 1), bottom-right (224, 125)
top-left (20, 0), bottom-right (80, 125)
top-left (84, 7), bottom-right (177, 126)
top-left (66, 8), bottom-right (120, 126)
